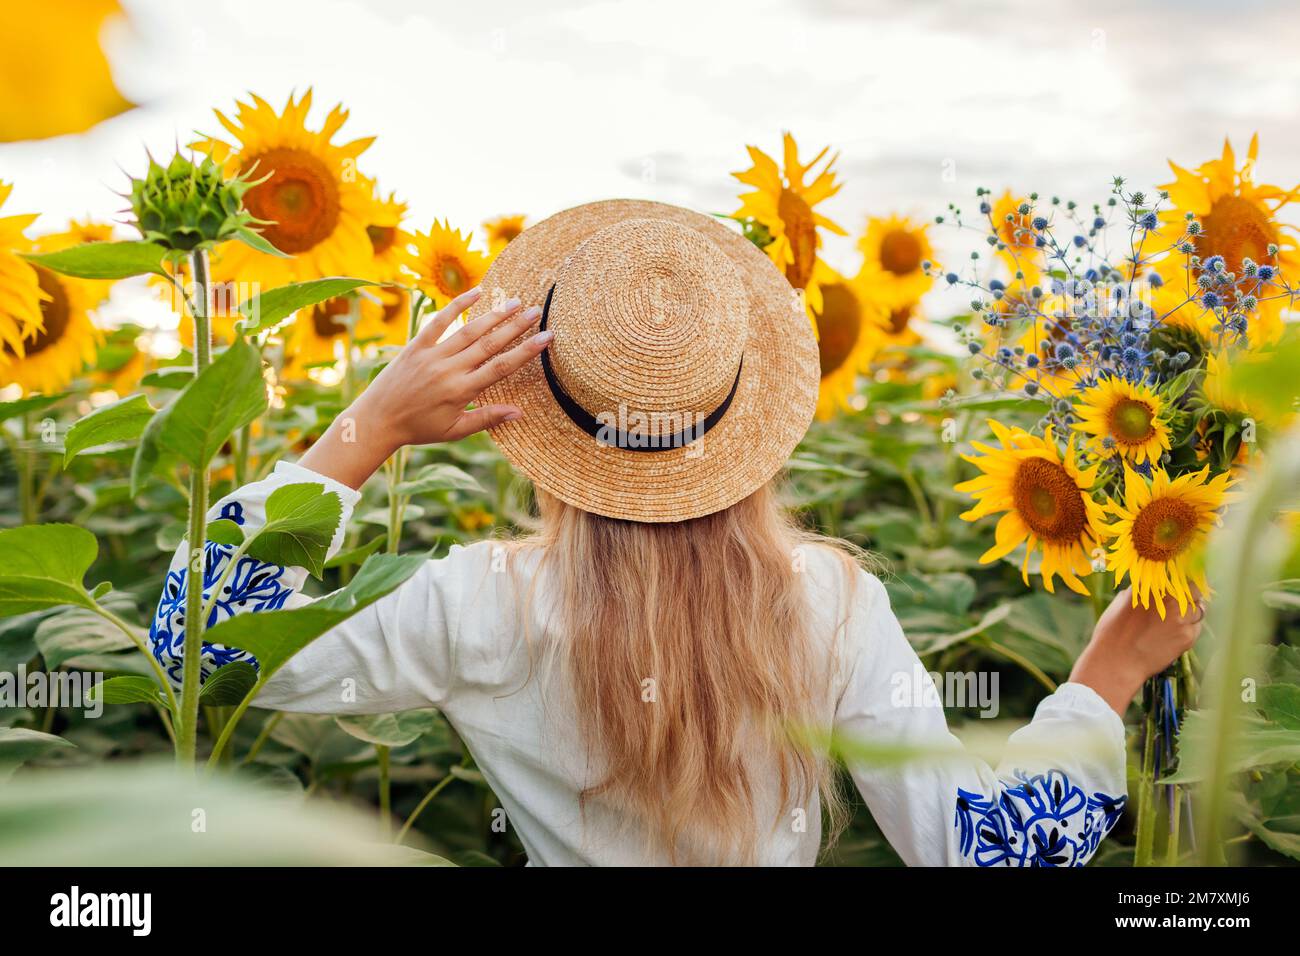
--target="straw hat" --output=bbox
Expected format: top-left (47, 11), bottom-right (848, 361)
top-left (473, 199), bottom-right (819, 523)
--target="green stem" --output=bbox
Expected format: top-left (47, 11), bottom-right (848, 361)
top-left (176, 248), bottom-right (213, 768)
top-left (395, 772), bottom-right (456, 844)
top-left (1134, 677), bottom-right (1159, 867)
top-left (978, 637), bottom-right (1057, 694)
top-left (377, 744), bottom-right (392, 838)
top-left (240, 710), bottom-right (283, 765)
top-left (205, 676), bottom-right (263, 770)
top-left (899, 467), bottom-right (934, 537)
top-left (90, 602), bottom-right (179, 715)
top-left (200, 537), bottom-right (254, 624)
top-left (382, 292), bottom-right (424, 553)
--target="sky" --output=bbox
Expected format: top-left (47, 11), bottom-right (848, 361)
top-left (3, 0), bottom-right (1299, 328)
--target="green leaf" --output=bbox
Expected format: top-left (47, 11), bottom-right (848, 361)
top-left (324, 534), bottom-right (386, 570)
top-left (784, 455), bottom-right (868, 478)
top-left (0, 762), bottom-right (453, 864)
top-left (131, 337), bottom-right (267, 492)
top-left (34, 604), bottom-right (137, 669)
top-left (139, 367), bottom-right (193, 389)
top-left (199, 662), bottom-right (258, 705)
top-left (208, 552), bottom-right (428, 678)
top-left (1259, 684), bottom-right (1300, 731)
top-left (87, 676), bottom-right (168, 708)
top-left (232, 226), bottom-right (290, 259)
top-left (0, 393), bottom-right (64, 423)
top-left (238, 277), bottom-right (374, 335)
top-left (0, 728), bottom-right (75, 779)
top-left (0, 525), bottom-right (98, 617)
top-left (244, 482), bottom-right (342, 578)
top-left (205, 519), bottom-right (245, 546)
top-left (335, 709), bottom-right (442, 748)
top-left (395, 463), bottom-right (483, 496)
top-left (24, 241), bottom-right (168, 279)
top-left (1169, 712), bottom-right (1300, 782)
top-left (63, 393), bottom-right (155, 465)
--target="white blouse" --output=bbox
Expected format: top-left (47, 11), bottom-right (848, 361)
top-left (151, 461), bottom-right (1128, 867)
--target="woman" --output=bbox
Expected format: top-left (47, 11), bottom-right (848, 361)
top-left (153, 200), bottom-right (1199, 866)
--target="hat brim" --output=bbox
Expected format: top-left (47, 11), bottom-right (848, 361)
top-left (473, 199), bottom-right (819, 523)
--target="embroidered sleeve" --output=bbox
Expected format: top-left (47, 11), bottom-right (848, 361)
top-left (149, 462), bottom-right (360, 690)
top-left (832, 569), bottom-right (1129, 868)
top-left (954, 770), bottom-right (1126, 867)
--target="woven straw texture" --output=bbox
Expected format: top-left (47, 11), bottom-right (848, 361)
top-left (474, 199), bottom-right (819, 523)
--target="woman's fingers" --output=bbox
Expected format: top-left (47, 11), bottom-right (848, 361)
top-left (443, 403), bottom-right (524, 442)
top-left (466, 328), bottom-right (553, 392)
top-left (440, 296), bottom-right (538, 362)
top-left (414, 286), bottom-right (483, 348)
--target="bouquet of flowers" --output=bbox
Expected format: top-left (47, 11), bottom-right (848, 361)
top-left (945, 136), bottom-right (1298, 863)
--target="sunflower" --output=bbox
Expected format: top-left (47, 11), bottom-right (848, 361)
top-left (0, 183), bottom-right (43, 356)
top-left (991, 191), bottom-right (1044, 281)
top-left (1155, 135), bottom-right (1300, 346)
top-left (362, 190), bottom-right (416, 347)
top-left (0, 0), bottom-right (134, 142)
top-left (956, 421), bottom-right (1106, 595)
top-left (285, 295), bottom-right (356, 370)
top-left (1074, 377), bottom-right (1172, 465)
top-left (1104, 465), bottom-right (1234, 618)
top-left (405, 221), bottom-right (488, 307)
top-left (193, 90), bottom-right (378, 288)
top-left (0, 223), bottom-right (111, 394)
top-left (732, 132), bottom-right (846, 318)
top-left (856, 215), bottom-right (934, 309)
top-left (812, 275), bottom-right (881, 419)
top-left (483, 215), bottom-right (528, 255)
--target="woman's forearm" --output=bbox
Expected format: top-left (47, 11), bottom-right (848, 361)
top-left (298, 401), bottom-right (399, 491)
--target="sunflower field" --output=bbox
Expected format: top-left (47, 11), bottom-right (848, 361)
top-left (3, 24), bottom-right (1300, 870)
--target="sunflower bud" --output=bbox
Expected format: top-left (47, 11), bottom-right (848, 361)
top-left (129, 152), bottom-right (265, 254)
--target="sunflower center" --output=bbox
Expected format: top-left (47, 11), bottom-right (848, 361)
top-left (311, 296), bottom-right (351, 338)
top-left (6, 267), bottom-right (72, 358)
top-left (1196, 194), bottom-right (1277, 281)
top-left (1108, 398), bottom-right (1156, 443)
top-left (1131, 497), bottom-right (1199, 562)
top-left (435, 255), bottom-right (469, 297)
top-left (1011, 456), bottom-right (1088, 542)
top-left (879, 229), bottom-right (923, 276)
top-left (366, 224), bottom-right (397, 257)
top-left (242, 148), bottom-right (341, 254)
top-left (778, 188), bottom-right (817, 289)
top-left (382, 290), bottom-right (407, 325)
top-left (494, 222), bottom-right (523, 243)
top-left (887, 305), bottom-right (913, 335)
top-left (815, 282), bottom-right (862, 378)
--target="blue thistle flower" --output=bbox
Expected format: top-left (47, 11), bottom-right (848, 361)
top-left (1202, 291), bottom-right (1221, 309)
top-left (1138, 211), bottom-right (1158, 230)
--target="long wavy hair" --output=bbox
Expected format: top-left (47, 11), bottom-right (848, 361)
top-left (507, 482), bottom-right (861, 864)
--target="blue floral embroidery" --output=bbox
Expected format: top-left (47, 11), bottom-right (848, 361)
top-left (954, 769), bottom-right (1125, 867)
top-left (219, 501), bottom-right (246, 526)
top-left (149, 533), bottom-right (294, 687)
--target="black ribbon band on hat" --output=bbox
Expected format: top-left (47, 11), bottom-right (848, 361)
top-left (537, 283), bottom-right (743, 452)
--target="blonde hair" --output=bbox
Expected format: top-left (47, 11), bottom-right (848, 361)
top-left (507, 481), bottom-right (862, 864)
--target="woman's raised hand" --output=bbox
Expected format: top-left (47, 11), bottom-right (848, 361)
top-left (298, 286), bottom-right (551, 489)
